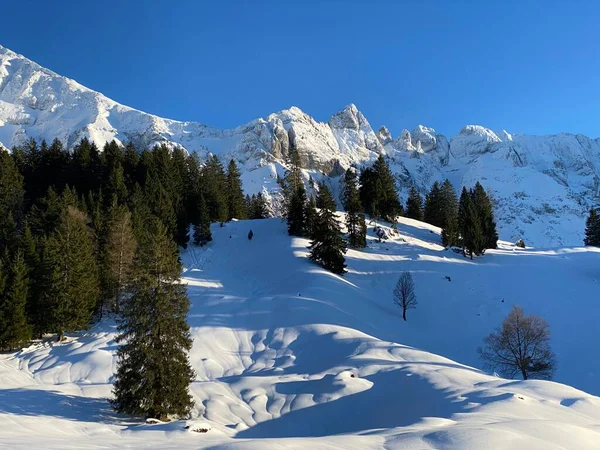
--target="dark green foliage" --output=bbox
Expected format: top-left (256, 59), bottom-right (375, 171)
top-left (0, 249), bottom-right (32, 351)
top-left (584, 208), bottom-right (600, 246)
top-left (309, 189), bottom-right (347, 274)
top-left (405, 186), bottom-right (423, 221)
top-left (343, 169), bottom-right (367, 248)
top-left (0, 148), bottom-right (25, 252)
top-left (424, 181), bottom-right (443, 227)
top-left (305, 196), bottom-right (318, 239)
top-left (457, 185), bottom-right (498, 259)
top-left (226, 159), bottom-right (247, 220)
top-left (359, 155), bottom-right (402, 221)
top-left (439, 180), bottom-right (460, 247)
top-left (316, 183), bottom-right (336, 211)
top-left (249, 192), bottom-right (269, 219)
top-left (471, 182), bottom-right (498, 250)
top-left (287, 184), bottom-right (307, 236)
top-left (39, 206), bottom-right (100, 340)
top-left (202, 155), bottom-right (228, 224)
top-left (193, 195), bottom-right (212, 246)
top-left (112, 218), bottom-right (195, 420)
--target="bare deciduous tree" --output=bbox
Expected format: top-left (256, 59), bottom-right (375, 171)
top-left (478, 305), bottom-right (556, 380)
top-left (394, 271), bottom-right (417, 321)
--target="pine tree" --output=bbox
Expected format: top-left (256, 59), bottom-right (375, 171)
top-left (103, 205), bottom-right (137, 314)
top-left (193, 194), bottom-right (212, 246)
top-left (309, 189), bottom-right (347, 274)
top-left (226, 159), bottom-right (247, 220)
top-left (112, 218), bottom-right (195, 420)
top-left (0, 249), bottom-right (32, 351)
top-left (405, 186), bottom-right (423, 221)
top-left (39, 206), bottom-right (100, 340)
top-left (584, 208), bottom-right (600, 246)
top-left (343, 169), bottom-right (367, 248)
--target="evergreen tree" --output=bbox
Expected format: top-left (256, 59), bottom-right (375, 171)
top-left (405, 186), bottom-right (423, 221)
top-left (103, 205), bottom-right (137, 314)
top-left (316, 183), bottom-right (336, 211)
top-left (201, 155), bottom-right (228, 223)
top-left (424, 181), bottom-right (442, 226)
top-left (249, 192), bottom-right (269, 219)
top-left (471, 182), bottom-right (498, 250)
top-left (0, 148), bottom-right (25, 252)
top-left (305, 196), bottom-right (318, 239)
top-left (39, 206), bottom-right (100, 340)
top-left (458, 187), bottom-right (484, 259)
top-left (309, 189), bottom-right (347, 274)
top-left (193, 194), bottom-right (212, 246)
top-left (0, 249), bottom-right (32, 351)
top-left (112, 218), bottom-right (195, 420)
top-left (584, 208), bottom-right (600, 246)
top-left (343, 169), bottom-right (367, 248)
top-left (287, 184), bottom-right (307, 236)
top-left (359, 156), bottom-right (402, 220)
top-left (440, 179), bottom-right (459, 247)
top-left (226, 159), bottom-right (247, 220)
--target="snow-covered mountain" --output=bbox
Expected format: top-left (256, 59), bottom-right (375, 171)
top-left (1, 43), bottom-right (599, 247)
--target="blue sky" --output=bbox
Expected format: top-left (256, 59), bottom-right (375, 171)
top-left (2, 0), bottom-right (599, 137)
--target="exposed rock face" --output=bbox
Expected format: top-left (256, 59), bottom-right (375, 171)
top-left (1, 43), bottom-right (599, 246)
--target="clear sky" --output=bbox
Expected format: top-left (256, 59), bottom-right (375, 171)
top-left (2, 0), bottom-right (599, 137)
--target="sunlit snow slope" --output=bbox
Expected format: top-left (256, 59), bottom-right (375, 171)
top-left (1, 218), bottom-right (600, 449)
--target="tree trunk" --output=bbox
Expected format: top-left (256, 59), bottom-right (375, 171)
top-left (521, 368), bottom-right (528, 380)
top-left (403, 308), bottom-right (407, 321)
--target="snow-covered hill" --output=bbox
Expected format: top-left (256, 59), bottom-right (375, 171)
top-left (1, 43), bottom-right (599, 247)
top-left (1, 218), bottom-right (600, 449)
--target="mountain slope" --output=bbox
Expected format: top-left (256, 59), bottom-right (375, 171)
top-left (1, 43), bottom-right (599, 247)
top-left (1, 217), bottom-right (600, 449)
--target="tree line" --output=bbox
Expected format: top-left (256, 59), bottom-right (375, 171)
top-left (0, 137), bottom-right (268, 420)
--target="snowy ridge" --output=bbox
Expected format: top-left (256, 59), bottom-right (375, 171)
top-left (2, 217), bottom-right (600, 449)
top-left (1, 43), bottom-right (600, 246)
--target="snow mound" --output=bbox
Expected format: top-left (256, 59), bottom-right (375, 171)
top-left (2, 217), bottom-right (600, 448)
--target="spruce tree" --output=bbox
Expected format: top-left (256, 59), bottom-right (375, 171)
top-left (471, 182), bottom-right (498, 250)
top-left (103, 205), bottom-right (137, 314)
top-left (424, 181), bottom-right (442, 227)
top-left (316, 183), bottom-right (336, 211)
top-left (202, 155), bottom-right (228, 224)
top-left (193, 194), bottom-right (212, 246)
top-left (112, 218), bottom-right (195, 420)
top-left (309, 189), bottom-right (347, 274)
top-left (0, 148), bottom-right (25, 252)
top-left (305, 196), bottom-right (318, 239)
top-left (440, 179), bottom-right (460, 247)
top-left (226, 159), bottom-right (247, 220)
top-left (0, 249), bottom-right (32, 351)
top-left (359, 156), bottom-right (401, 221)
top-left (39, 206), bottom-right (100, 340)
top-left (287, 184), bottom-right (307, 236)
top-left (250, 192), bottom-right (269, 219)
top-left (344, 169), bottom-right (367, 248)
top-left (405, 186), bottom-right (423, 221)
top-left (458, 187), bottom-right (485, 259)
top-left (584, 208), bottom-right (600, 246)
